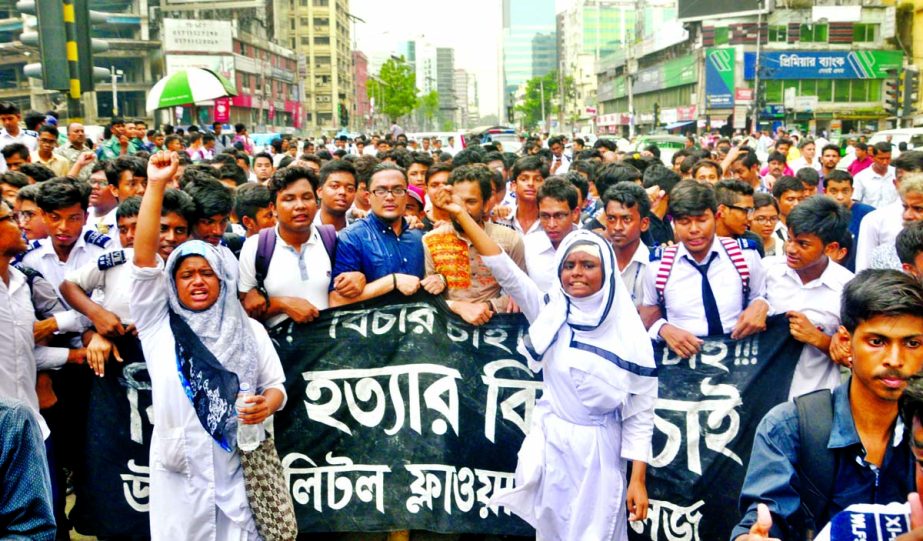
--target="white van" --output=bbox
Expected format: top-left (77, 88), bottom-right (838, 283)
top-left (868, 128), bottom-right (923, 156)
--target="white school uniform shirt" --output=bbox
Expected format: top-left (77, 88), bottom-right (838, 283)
top-left (641, 237), bottom-right (767, 339)
top-left (523, 231), bottom-right (558, 293)
top-left (855, 201), bottom-right (904, 272)
top-left (238, 225), bottom-right (331, 327)
top-left (65, 247), bottom-right (134, 324)
top-left (495, 203), bottom-right (543, 237)
top-left (550, 154), bottom-right (571, 174)
top-left (619, 242), bottom-right (650, 306)
top-left (764, 257), bottom-right (853, 400)
top-left (0, 128), bottom-right (37, 172)
top-left (130, 258), bottom-right (286, 540)
top-left (21, 230), bottom-right (113, 333)
top-left (86, 206), bottom-right (120, 248)
top-left (852, 165), bottom-right (897, 208)
top-left (0, 267), bottom-right (65, 439)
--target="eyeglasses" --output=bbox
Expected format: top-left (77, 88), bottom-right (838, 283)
top-left (371, 187), bottom-right (407, 198)
top-left (727, 204), bottom-right (755, 216)
top-left (13, 210), bottom-right (38, 223)
top-left (751, 215), bottom-right (779, 225)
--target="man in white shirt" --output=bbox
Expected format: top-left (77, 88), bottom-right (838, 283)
top-left (763, 196), bottom-right (854, 399)
top-left (604, 182), bottom-right (650, 306)
top-left (853, 142), bottom-right (898, 208)
top-left (313, 160), bottom-right (357, 232)
top-left (523, 178), bottom-right (579, 292)
top-left (495, 155), bottom-right (546, 236)
top-left (855, 151), bottom-right (923, 271)
top-left (21, 178), bottom-right (114, 333)
top-left (548, 135), bottom-right (570, 175)
top-left (239, 166), bottom-right (363, 327)
top-left (0, 102), bottom-right (37, 173)
top-left (640, 181), bottom-right (769, 358)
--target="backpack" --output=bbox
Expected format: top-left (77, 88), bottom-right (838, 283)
top-left (794, 389), bottom-right (837, 539)
top-left (253, 224), bottom-right (337, 297)
top-left (653, 236), bottom-right (752, 319)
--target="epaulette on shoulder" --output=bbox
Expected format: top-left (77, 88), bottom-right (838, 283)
top-left (737, 237), bottom-right (759, 251)
top-left (25, 239), bottom-right (41, 254)
top-left (649, 246), bottom-right (665, 262)
top-left (83, 230), bottom-right (112, 248)
top-left (97, 250), bottom-right (127, 271)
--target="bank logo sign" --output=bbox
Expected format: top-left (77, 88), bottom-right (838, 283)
top-left (706, 48), bottom-right (735, 108)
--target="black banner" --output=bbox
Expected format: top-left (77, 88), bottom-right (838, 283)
top-left (270, 293), bottom-right (535, 535)
top-left (72, 295), bottom-right (803, 540)
top-left (629, 315), bottom-right (803, 541)
top-left (71, 336), bottom-right (154, 538)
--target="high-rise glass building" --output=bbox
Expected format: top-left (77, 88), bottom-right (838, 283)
top-left (502, 0), bottom-right (556, 119)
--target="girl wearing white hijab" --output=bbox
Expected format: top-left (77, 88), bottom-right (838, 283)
top-left (434, 187), bottom-right (657, 541)
top-left (131, 152), bottom-right (286, 540)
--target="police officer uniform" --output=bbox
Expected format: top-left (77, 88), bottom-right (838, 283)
top-left (20, 230), bottom-right (113, 332)
top-left (641, 236), bottom-right (768, 339)
top-left (64, 248), bottom-right (133, 324)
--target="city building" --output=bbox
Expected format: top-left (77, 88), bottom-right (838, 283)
top-left (454, 69), bottom-right (469, 128)
top-left (559, 0), bottom-right (637, 132)
top-left (0, 0), bottom-right (160, 125)
top-left (501, 0), bottom-right (557, 122)
top-left (353, 50), bottom-right (370, 131)
top-left (275, 0), bottom-right (352, 133)
top-left (157, 15), bottom-right (300, 130)
top-left (436, 47), bottom-right (457, 129)
top-left (596, 0), bottom-right (898, 136)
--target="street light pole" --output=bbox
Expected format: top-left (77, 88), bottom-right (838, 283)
top-left (751, 0), bottom-right (763, 133)
top-left (110, 66), bottom-right (123, 117)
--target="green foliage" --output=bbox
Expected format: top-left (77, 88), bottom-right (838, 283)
top-left (514, 71), bottom-right (576, 129)
top-left (417, 90), bottom-right (439, 130)
top-left (367, 56), bottom-right (417, 123)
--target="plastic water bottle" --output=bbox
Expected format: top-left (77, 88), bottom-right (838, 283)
top-left (236, 383), bottom-right (264, 452)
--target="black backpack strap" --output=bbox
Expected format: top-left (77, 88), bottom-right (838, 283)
top-left (253, 227), bottom-right (276, 305)
top-left (795, 389), bottom-right (837, 537)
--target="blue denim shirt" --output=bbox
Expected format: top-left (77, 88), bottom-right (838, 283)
top-left (731, 381), bottom-right (913, 541)
top-left (0, 397), bottom-right (55, 540)
top-left (331, 212), bottom-right (425, 285)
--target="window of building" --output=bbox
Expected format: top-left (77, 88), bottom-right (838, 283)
top-left (816, 79), bottom-right (832, 101)
top-left (315, 56), bottom-right (330, 67)
top-left (763, 80), bottom-right (782, 103)
top-left (767, 25), bottom-right (786, 42)
top-left (713, 27), bottom-right (729, 46)
top-left (300, 0), bottom-right (307, 5)
top-left (799, 24), bottom-right (828, 42)
top-left (315, 36), bottom-right (330, 45)
top-left (314, 17), bottom-right (329, 27)
top-left (290, 19), bottom-right (295, 30)
top-left (834, 78), bottom-right (850, 102)
top-left (301, 37), bottom-right (310, 45)
top-left (853, 23), bottom-right (879, 42)
top-left (300, 17), bottom-right (308, 26)
top-left (314, 0), bottom-right (328, 5)
top-left (291, 38), bottom-right (296, 49)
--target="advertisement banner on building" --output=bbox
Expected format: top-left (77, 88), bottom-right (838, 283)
top-left (705, 48), bottom-right (735, 108)
top-left (634, 56), bottom-right (697, 94)
top-left (744, 50), bottom-right (903, 80)
top-left (214, 97), bottom-right (230, 123)
top-left (162, 18), bottom-right (233, 54)
top-left (735, 88), bottom-right (754, 103)
top-left (165, 54), bottom-right (235, 83)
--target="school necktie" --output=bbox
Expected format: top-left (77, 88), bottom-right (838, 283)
top-left (686, 252), bottom-right (723, 336)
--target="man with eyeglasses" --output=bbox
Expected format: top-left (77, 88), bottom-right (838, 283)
top-left (329, 162), bottom-right (445, 307)
top-left (715, 180), bottom-right (765, 257)
top-left (523, 178), bottom-right (580, 292)
top-left (29, 126), bottom-right (70, 177)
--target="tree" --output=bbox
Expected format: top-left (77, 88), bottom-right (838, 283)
top-left (417, 90), bottom-right (439, 131)
top-left (367, 56), bottom-right (417, 123)
top-left (514, 71), bottom-right (575, 130)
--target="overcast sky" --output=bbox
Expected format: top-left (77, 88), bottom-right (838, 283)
top-left (351, 0), bottom-right (503, 119)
